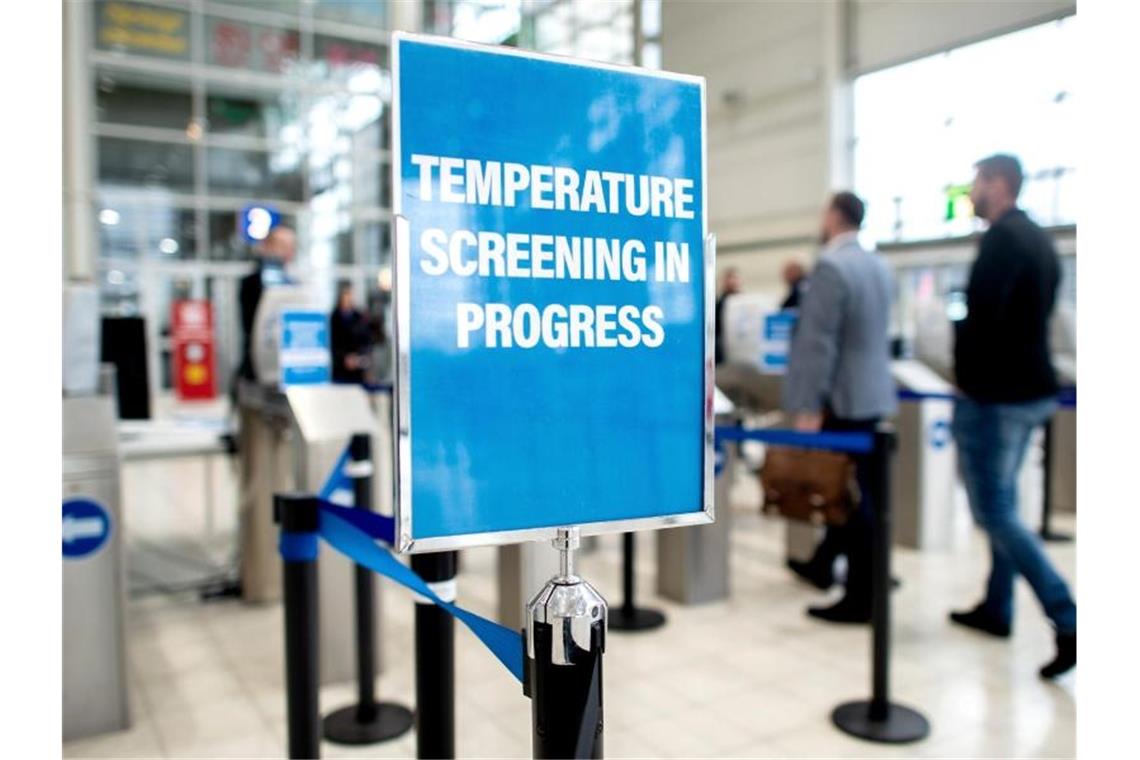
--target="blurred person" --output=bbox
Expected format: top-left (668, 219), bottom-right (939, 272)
top-left (780, 260), bottom-right (808, 309)
top-left (237, 225), bottom-right (296, 382)
top-left (330, 281), bottom-right (370, 384)
top-left (782, 192), bottom-right (896, 624)
top-left (714, 267), bottom-right (741, 364)
top-left (949, 154), bottom-right (1076, 679)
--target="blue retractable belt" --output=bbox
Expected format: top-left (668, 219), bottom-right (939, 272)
top-left (714, 426), bottom-right (874, 454)
top-left (286, 443), bottom-right (524, 682)
top-left (321, 501), bottom-right (397, 547)
top-left (897, 387), bottom-right (1076, 409)
top-left (318, 510), bottom-right (524, 682)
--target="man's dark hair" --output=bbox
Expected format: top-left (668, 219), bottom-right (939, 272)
top-left (975, 153), bottom-right (1023, 198)
top-left (830, 191), bottom-right (865, 229)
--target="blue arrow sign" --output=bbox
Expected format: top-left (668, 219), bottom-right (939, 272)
top-left (63, 498), bottom-right (111, 559)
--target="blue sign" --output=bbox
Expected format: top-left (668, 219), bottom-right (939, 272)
top-left (63, 498), bottom-right (111, 559)
top-left (392, 34), bottom-right (709, 551)
top-left (279, 309), bottom-right (331, 387)
top-left (240, 204), bottom-right (281, 243)
top-left (930, 419), bottom-right (952, 450)
top-left (760, 310), bottom-right (797, 373)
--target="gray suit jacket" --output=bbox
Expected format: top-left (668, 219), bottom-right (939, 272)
top-left (783, 236), bottom-right (897, 420)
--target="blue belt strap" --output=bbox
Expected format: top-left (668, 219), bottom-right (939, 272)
top-left (279, 531), bottom-right (319, 562)
top-left (319, 510), bottom-right (525, 683)
top-left (714, 426), bottom-right (874, 454)
top-left (320, 501), bottom-right (396, 546)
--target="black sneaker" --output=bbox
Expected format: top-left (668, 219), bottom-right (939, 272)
top-left (807, 598), bottom-right (871, 624)
top-left (787, 559), bottom-right (833, 590)
top-left (949, 604), bottom-right (1011, 638)
top-left (1039, 632), bottom-right (1076, 679)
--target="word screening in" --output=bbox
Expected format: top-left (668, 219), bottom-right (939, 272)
top-left (393, 34), bottom-right (709, 549)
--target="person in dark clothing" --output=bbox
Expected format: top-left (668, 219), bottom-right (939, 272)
top-left (237, 226), bottom-right (296, 382)
top-left (330, 281), bottom-right (370, 384)
top-left (780, 260), bottom-right (807, 310)
top-left (949, 154), bottom-right (1076, 679)
top-left (714, 267), bottom-right (741, 365)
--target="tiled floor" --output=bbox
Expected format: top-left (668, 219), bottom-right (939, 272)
top-left (65, 455), bottom-right (1076, 759)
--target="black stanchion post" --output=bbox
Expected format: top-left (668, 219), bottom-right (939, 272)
top-left (832, 429), bottom-right (930, 744)
top-left (607, 532), bottom-right (665, 632)
top-left (1039, 418), bottom-right (1072, 543)
top-left (524, 529), bottom-right (605, 759)
top-left (277, 493), bottom-right (322, 760)
top-left (412, 551), bottom-right (457, 759)
top-left (324, 434), bottom-right (414, 745)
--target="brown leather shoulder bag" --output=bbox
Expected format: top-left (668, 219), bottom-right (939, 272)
top-left (758, 446), bottom-right (859, 526)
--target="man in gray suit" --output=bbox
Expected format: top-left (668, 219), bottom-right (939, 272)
top-left (782, 191), bottom-right (897, 623)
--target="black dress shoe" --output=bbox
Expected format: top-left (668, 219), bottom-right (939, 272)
top-left (807, 599), bottom-right (871, 624)
top-left (949, 604), bottom-right (1011, 638)
top-left (1040, 632), bottom-right (1076, 679)
top-left (787, 559), bottom-right (833, 590)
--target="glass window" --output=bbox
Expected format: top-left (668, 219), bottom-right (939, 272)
top-left (354, 160), bottom-right (391, 210)
top-left (206, 146), bottom-right (305, 201)
top-left (95, 73), bottom-right (193, 130)
top-left (311, 0), bottom-right (389, 28)
top-left (139, 205), bottom-right (197, 260)
top-left (206, 17), bottom-right (301, 74)
top-left (853, 16), bottom-right (1077, 244)
top-left (95, 197), bottom-right (197, 261)
top-left (98, 136), bottom-right (195, 193)
top-left (95, 201), bottom-right (146, 260)
top-left (206, 89), bottom-right (303, 142)
top-left (358, 221), bottom-right (391, 267)
top-left (579, 23), bottom-right (632, 64)
top-left (444, 0), bottom-right (523, 44)
top-left (98, 261), bottom-right (142, 316)
top-left (313, 35), bottom-right (386, 90)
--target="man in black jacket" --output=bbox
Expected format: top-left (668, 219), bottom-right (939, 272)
top-left (950, 154), bottom-right (1076, 679)
top-left (237, 226), bottom-right (295, 382)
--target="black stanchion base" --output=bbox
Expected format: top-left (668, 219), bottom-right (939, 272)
top-left (831, 700), bottom-right (929, 744)
top-left (1040, 529), bottom-right (1073, 543)
top-left (322, 703), bottom-right (414, 745)
top-left (608, 606), bottom-right (667, 632)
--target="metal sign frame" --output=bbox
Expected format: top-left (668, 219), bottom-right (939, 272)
top-left (390, 31), bottom-right (713, 553)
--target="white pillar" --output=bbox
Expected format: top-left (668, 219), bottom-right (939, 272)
top-left (63, 0), bottom-right (96, 282)
top-left (822, 0), bottom-right (855, 192)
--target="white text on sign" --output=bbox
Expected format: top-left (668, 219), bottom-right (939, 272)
top-left (410, 154), bottom-right (698, 350)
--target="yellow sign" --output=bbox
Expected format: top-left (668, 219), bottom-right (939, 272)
top-left (98, 1), bottom-right (189, 58)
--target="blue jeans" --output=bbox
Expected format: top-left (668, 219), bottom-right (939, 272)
top-left (953, 396), bottom-right (1076, 634)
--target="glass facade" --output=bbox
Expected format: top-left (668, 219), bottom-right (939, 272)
top-left (424, 0), bottom-right (657, 67)
top-left (83, 0), bottom-right (648, 392)
top-left (87, 0), bottom-right (394, 389)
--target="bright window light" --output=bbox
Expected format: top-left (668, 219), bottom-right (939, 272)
top-left (854, 16), bottom-right (1076, 244)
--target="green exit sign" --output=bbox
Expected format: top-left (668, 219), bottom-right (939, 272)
top-left (945, 183), bottom-right (972, 221)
